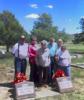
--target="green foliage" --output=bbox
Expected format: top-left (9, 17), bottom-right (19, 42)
top-left (0, 11), bottom-right (29, 52)
top-left (73, 18), bottom-right (84, 43)
top-left (73, 33), bottom-right (84, 44)
top-left (31, 13), bottom-right (58, 41)
top-left (58, 29), bottom-right (70, 42)
top-left (31, 13), bottom-right (70, 42)
top-left (73, 34), bottom-right (80, 44)
top-left (80, 17), bottom-right (84, 33)
top-left (67, 43), bottom-right (84, 53)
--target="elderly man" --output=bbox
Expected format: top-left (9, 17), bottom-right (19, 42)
top-left (54, 39), bottom-right (63, 71)
top-left (12, 35), bottom-right (28, 77)
top-left (56, 39), bottom-right (63, 56)
top-left (48, 37), bottom-right (57, 83)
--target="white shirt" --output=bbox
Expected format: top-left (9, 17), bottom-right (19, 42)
top-left (37, 48), bottom-right (50, 67)
top-left (12, 43), bottom-right (28, 59)
top-left (59, 50), bottom-right (71, 66)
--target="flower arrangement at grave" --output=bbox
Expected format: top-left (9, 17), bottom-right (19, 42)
top-left (52, 69), bottom-right (65, 79)
top-left (12, 72), bottom-right (28, 84)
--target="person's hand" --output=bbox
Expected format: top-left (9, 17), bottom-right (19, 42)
top-left (55, 56), bottom-right (59, 62)
top-left (61, 63), bottom-right (66, 66)
top-left (52, 74), bottom-right (55, 79)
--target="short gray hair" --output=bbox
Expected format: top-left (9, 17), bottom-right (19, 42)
top-left (41, 40), bottom-right (48, 46)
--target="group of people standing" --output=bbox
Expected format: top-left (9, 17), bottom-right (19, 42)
top-left (12, 35), bottom-right (71, 87)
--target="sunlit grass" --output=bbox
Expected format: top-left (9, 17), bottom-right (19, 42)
top-left (0, 44), bottom-right (84, 100)
top-left (67, 43), bottom-right (84, 53)
top-left (71, 56), bottom-right (84, 64)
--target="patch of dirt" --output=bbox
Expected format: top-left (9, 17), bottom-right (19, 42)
top-left (0, 67), bottom-right (84, 100)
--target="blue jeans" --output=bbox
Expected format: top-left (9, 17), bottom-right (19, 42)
top-left (14, 57), bottom-right (27, 75)
top-left (59, 65), bottom-right (71, 77)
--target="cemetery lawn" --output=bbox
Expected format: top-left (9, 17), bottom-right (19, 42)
top-left (67, 43), bottom-right (84, 53)
top-left (0, 55), bottom-right (84, 100)
top-left (71, 56), bottom-right (84, 64)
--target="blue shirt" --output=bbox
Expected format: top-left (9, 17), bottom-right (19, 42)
top-left (48, 42), bottom-right (57, 57)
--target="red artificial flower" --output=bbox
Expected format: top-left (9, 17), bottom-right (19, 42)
top-left (16, 72), bottom-right (21, 79)
top-left (12, 72), bottom-right (28, 84)
top-left (52, 69), bottom-right (65, 79)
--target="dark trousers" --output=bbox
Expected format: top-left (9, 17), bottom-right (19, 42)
top-left (59, 65), bottom-right (71, 77)
top-left (39, 66), bottom-right (49, 85)
top-left (50, 57), bottom-right (55, 76)
top-left (14, 57), bottom-right (27, 76)
top-left (54, 62), bottom-right (59, 72)
top-left (48, 57), bottom-right (55, 83)
top-left (29, 63), bottom-right (39, 84)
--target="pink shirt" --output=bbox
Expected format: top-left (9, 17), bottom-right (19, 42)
top-left (28, 44), bottom-right (38, 64)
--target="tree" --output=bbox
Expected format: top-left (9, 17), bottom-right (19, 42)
top-left (80, 17), bottom-right (84, 33)
top-left (0, 11), bottom-right (29, 52)
top-left (59, 28), bottom-right (70, 42)
top-left (31, 13), bottom-right (58, 41)
top-left (73, 17), bottom-right (84, 43)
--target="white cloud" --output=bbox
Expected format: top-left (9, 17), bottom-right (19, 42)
top-left (30, 4), bottom-right (38, 8)
top-left (25, 13), bottom-right (40, 19)
top-left (46, 5), bottom-right (54, 9)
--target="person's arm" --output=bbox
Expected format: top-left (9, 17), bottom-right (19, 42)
top-left (55, 42), bottom-right (58, 54)
top-left (28, 45), bottom-right (37, 57)
top-left (61, 50), bottom-right (70, 59)
top-left (11, 44), bottom-right (17, 56)
top-left (35, 49), bottom-right (40, 66)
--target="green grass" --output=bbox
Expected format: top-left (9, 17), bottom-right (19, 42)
top-left (67, 43), bottom-right (84, 53)
top-left (0, 56), bottom-right (13, 69)
top-left (0, 46), bottom-right (6, 50)
top-left (71, 56), bottom-right (84, 64)
top-left (0, 44), bottom-right (84, 100)
top-left (71, 67), bottom-right (84, 78)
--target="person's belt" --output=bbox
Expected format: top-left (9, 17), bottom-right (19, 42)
top-left (15, 57), bottom-right (26, 60)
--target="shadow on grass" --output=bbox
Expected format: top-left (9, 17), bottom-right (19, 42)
top-left (0, 82), bottom-right (16, 100)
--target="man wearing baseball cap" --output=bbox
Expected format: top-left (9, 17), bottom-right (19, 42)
top-left (12, 35), bottom-right (28, 79)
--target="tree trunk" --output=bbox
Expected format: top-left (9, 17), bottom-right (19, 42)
top-left (6, 45), bottom-right (9, 52)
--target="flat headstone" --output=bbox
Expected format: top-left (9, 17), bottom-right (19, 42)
top-left (0, 81), bottom-right (60, 100)
top-left (15, 81), bottom-right (35, 100)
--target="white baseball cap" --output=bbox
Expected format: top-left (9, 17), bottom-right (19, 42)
top-left (20, 35), bottom-right (25, 39)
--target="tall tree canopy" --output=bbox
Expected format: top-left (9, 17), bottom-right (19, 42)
top-left (31, 13), bottom-right (58, 41)
top-left (80, 17), bottom-right (84, 33)
top-left (0, 11), bottom-right (29, 52)
top-left (31, 13), bottom-right (69, 42)
top-left (73, 17), bottom-right (84, 43)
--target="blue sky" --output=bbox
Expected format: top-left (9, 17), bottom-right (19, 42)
top-left (0, 0), bottom-right (84, 34)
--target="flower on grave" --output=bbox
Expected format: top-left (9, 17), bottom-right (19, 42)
top-left (52, 69), bottom-right (65, 79)
top-left (12, 72), bottom-right (28, 84)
